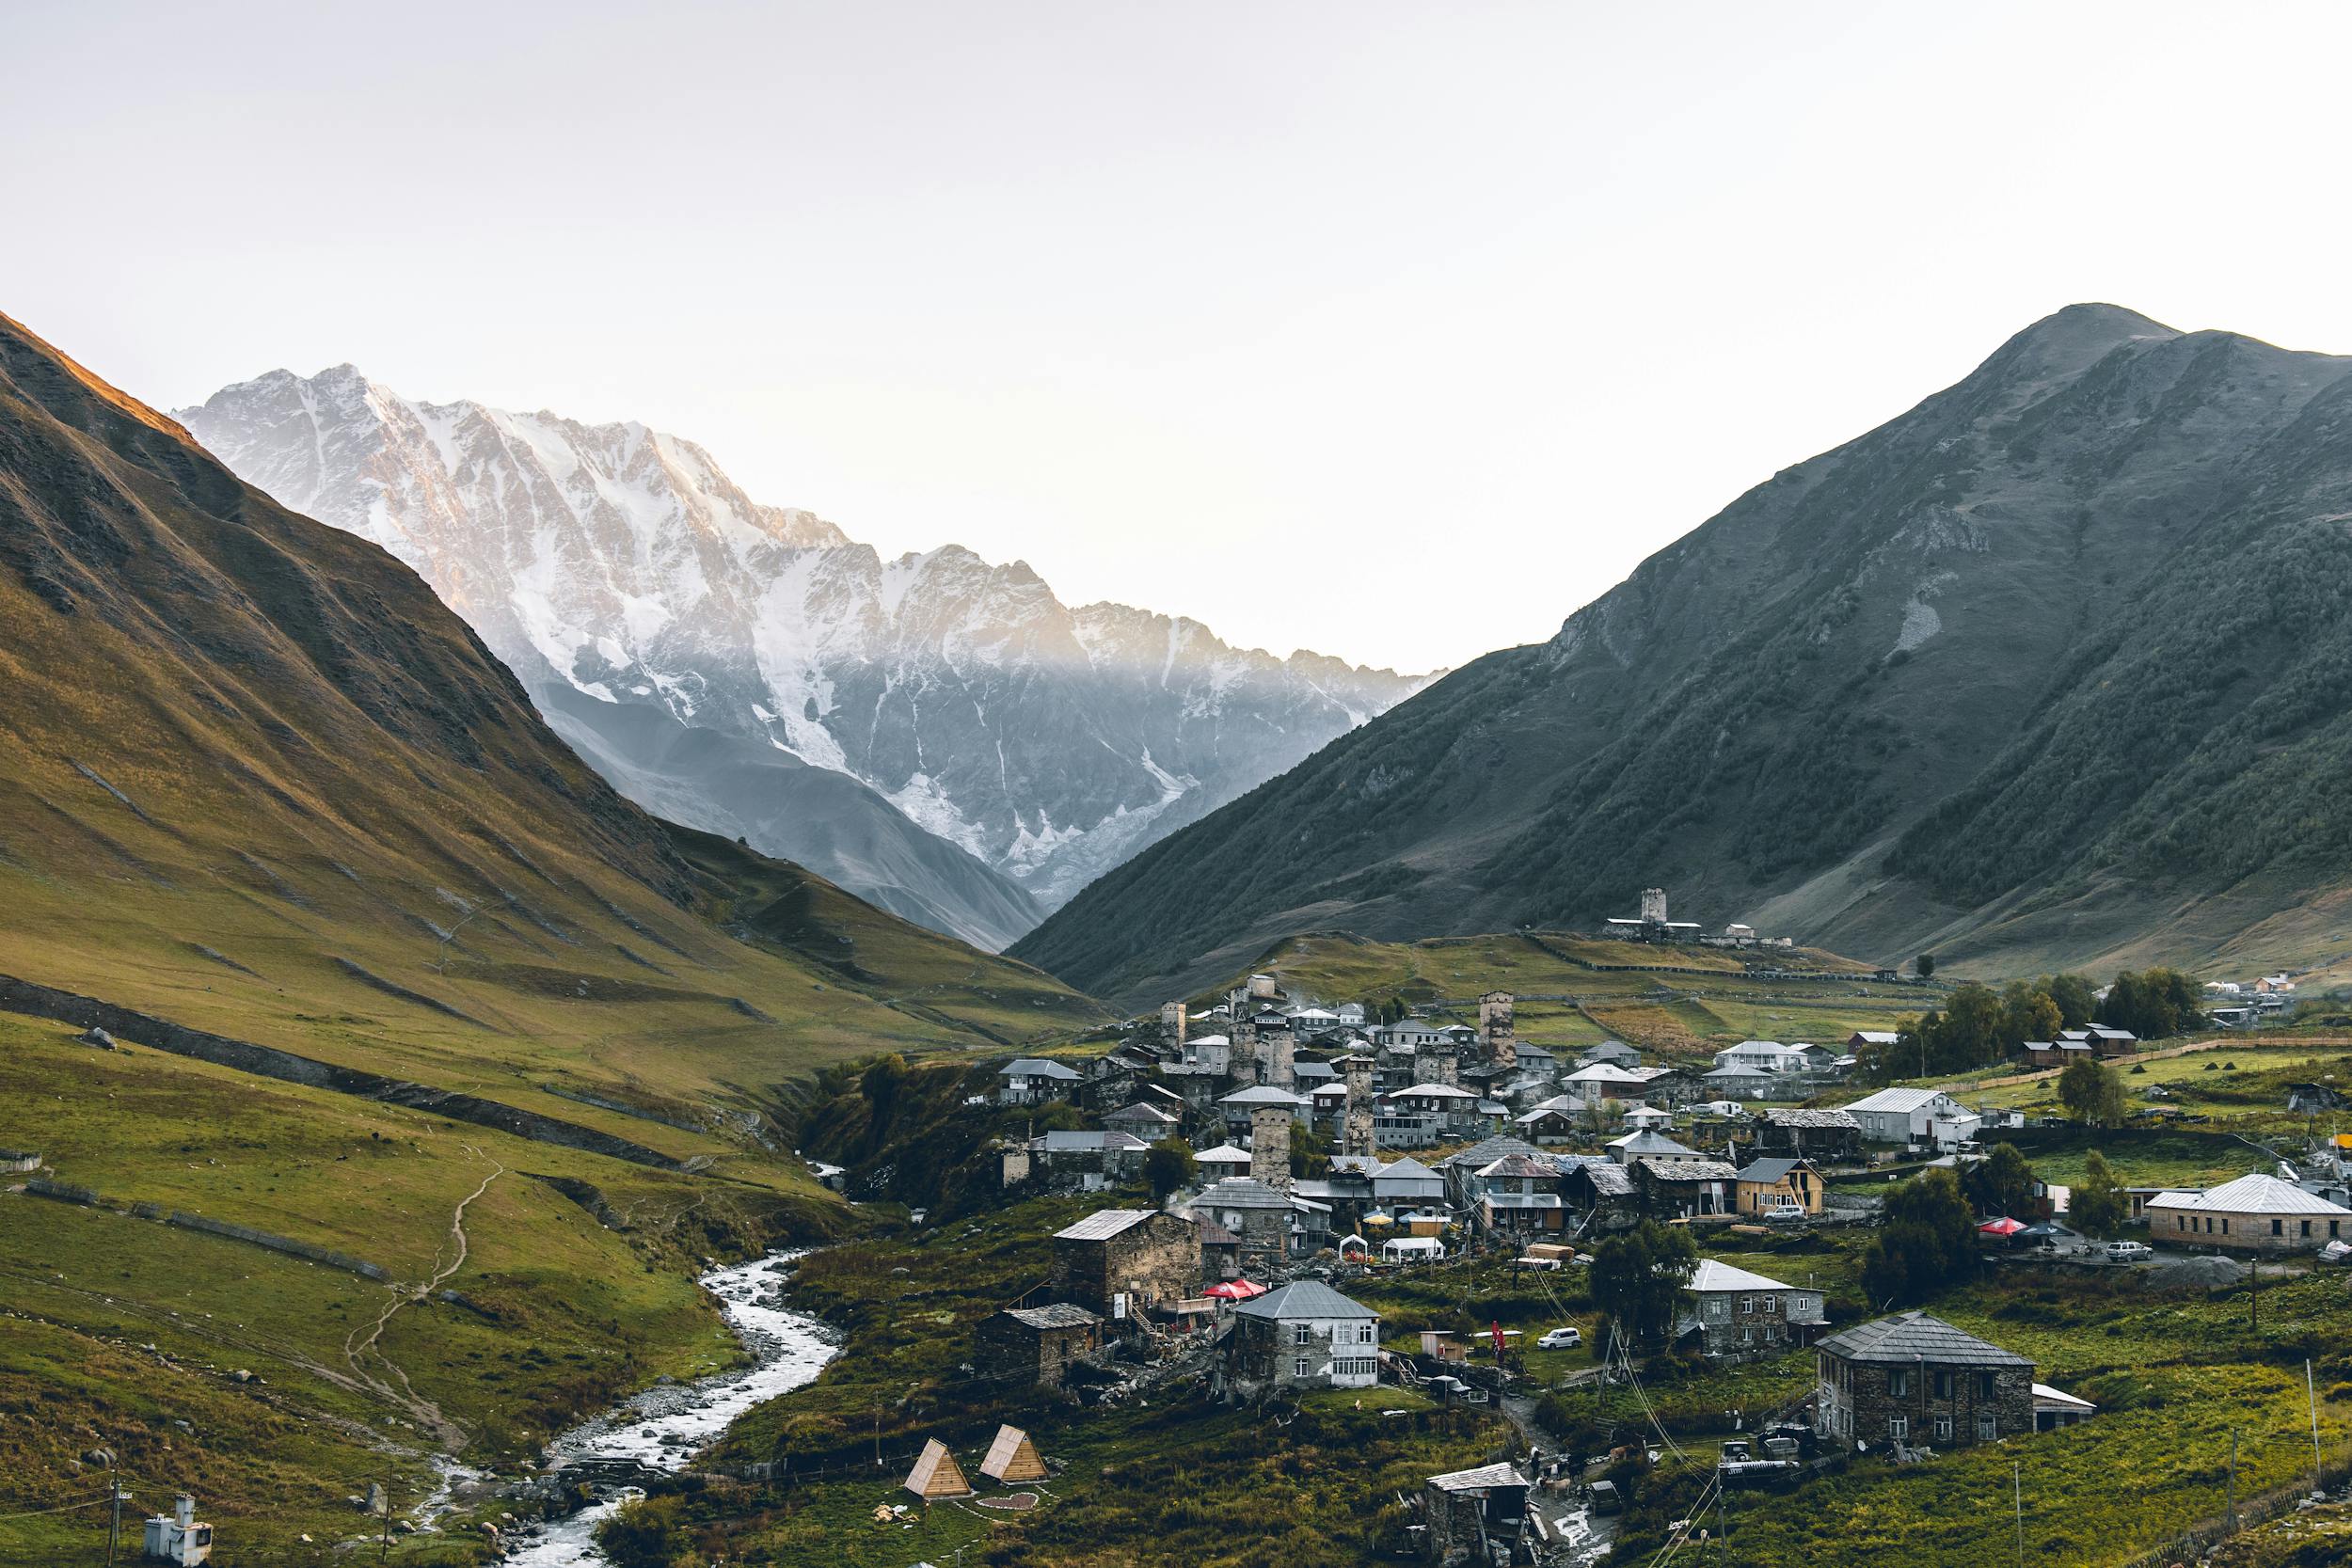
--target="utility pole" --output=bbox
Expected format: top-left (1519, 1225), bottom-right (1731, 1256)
top-left (2310, 1359), bottom-right (2325, 1497)
top-left (103, 1472), bottom-right (120, 1568)
top-left (2012, 1463), bottom-right (2024, 1568)
top-left (378, 1474), bottom-right (391, 1562)
top-left (2226, 1430), bottom-right (2240, 1530)
top-left (2249, 1256), bottom-right (2260, 1331)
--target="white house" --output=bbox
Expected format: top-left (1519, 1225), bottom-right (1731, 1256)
top-left (144, 1497), bottom-right (212, 1566)
top-left (1711, 1040), bottom-right (1816, 1077)
top-left (1843, 1087), bottom-right (1979, 1148)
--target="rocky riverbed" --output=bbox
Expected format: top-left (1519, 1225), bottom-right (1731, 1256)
top-left (501, 1251), bottom-right (839, 1565)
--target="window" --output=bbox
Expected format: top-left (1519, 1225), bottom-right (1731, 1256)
top-left (2303, 1220), bottom-right (2313, 1238)
top-left (1761, 1294), bottom-right (1777, 1313)
top-left (1738, 1295), bottom-right (1753, 1315)
top-left (1978, 1412), bottom-right (1998, 1442)
top-left (1706, 1298), bottom-right (1727, 1320)
top-left (1294, 1323), bottom-right (1313, 1346)
top-left (1358, 1323), bottom-right (1375, 1344)
top-left (1295, 1358), bottom-right (1310, 1378)
top-left (1934, 1415), bottom-right (1953, 1442)
top-left (2221, 1218), bottom-right (2231, 1234)
top-left (1889, 1370), bottom-right (1911, 1398)
top-left (1979, 1372), bottom-right (1996, 1399)
top-left (2273, 1218), bottom-right (2285, 1237)
top-left (1739, 1325), bottom-right (1752, 1344)
top-left (1887, 1417), bottom-right (1908, 1441)
top-left (1932, 1370), bottom-right (1953, 1400)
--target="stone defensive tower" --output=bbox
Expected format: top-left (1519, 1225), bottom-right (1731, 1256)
top-left (1339, 1053), bottom-right (1375, 1159)
top-left (1640, 887), bottom-right (1669, 924)
top-left (1479, 990), bottom-right (1518, 1073)
top-left (1249, 1104), bottom-right (1293, 1192)
top-left (1160, 999), bottom-right (1187, 1044)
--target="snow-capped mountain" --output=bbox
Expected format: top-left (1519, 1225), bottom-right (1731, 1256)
top-left (179, 366), bottom-right (1428, 944)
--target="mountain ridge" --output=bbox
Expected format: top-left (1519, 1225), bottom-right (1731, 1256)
top-left (177, 369), bottom-right (1430, 944)
top-left (1011, 304), bottom-right (2352, 1006)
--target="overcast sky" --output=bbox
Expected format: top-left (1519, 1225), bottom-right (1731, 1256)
top-left (9, 3), bottom-right (2352, 673)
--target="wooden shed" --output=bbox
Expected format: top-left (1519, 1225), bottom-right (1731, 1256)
top-left (904, 1437), bottom-right (973, 1499)
top-left (979, 1424), bottom-right (1049, 1483)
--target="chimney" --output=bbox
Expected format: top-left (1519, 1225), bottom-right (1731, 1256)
top-left (1249, 1105), bottom-right (1293, 1192)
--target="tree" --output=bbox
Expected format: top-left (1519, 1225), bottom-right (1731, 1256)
top-left (2045, 973), bottom-right (2097, 1031)
top-left (1916, 953), bottom-right (1938, 979)
top-left (2098, 968), bottom-right (2206, 1041)
top-left (1144, 1137), bottom-right (1197, 1199)
top-left (1588, 1220), bottom-right (1698, 1346)
top-left (2058, 1057), bottom-right (2129, 1128)
top-left (860, 1053), bottom-right (908, 1154)
top-left (1861, 1167), bottom-right (1978, 1307)
top-left (2000, 981), bottom-right (2063, 1052)
top-left (1936, 983), bottom-right (2005, 1069)
top-left (1961, 1142), bottom-right (2039, 1220)
top-left (2072, 1150), bottom-right (2127, 1237)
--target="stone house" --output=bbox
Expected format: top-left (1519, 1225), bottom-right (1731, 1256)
top-left (2145, 1171), bottom-right (2352, 1253)
top-left (1421, 1463), bottom-right (1533, 1563)
top-left (1631, 1156), bottom-right (1738, 1219)
top-left (1024, 1130), bottom-right (1149, 1192)
top-left (1226, 1280), bottom-right (1381, 1391)
top-left (1470, 1152), bottom-right (1567, 1236)
top-left (1815, 1312), bottom-right (2033, 1448)
top-left (975, 1303), bottom-right (1104, 1388)
top-left (1050, 1210), bottom-right (1200, 1318)
top-left (996, 1056), bottom-right (1085, 1106)
top-left (1101, 1101), bottom-right (1181, 1139)
top-left (1184, 1175), bottom-right (1294, 1275)
top-left (1749, 1107), bottom-right (1862, 1164)
top-left (1679, 1259), bottom-right (1825, 1357)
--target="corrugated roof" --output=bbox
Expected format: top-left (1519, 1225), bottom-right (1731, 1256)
top-left (1053, 1209), bottom-right (1160, 1242)
top-left (1817, 1311), bottom-right (2029, 1368)
top-left (1689, 1259), bottom-right (1794, 1294)
top-left (1844, 1088), bottom-right (1954, 1114)
top-left (1033, 1131), bottom-right (1150, 1152)
top-left (1427, 1463), bottom-right (1529, 1492)
top-left (1189, 1176), bottom-right (1292, 1210)
top-left (1002, 1057), bottom-right (1084, 1080)
top-left (1219, 1085), bottom-right (1309, 1107)
top-left (2151, 1171), bottom-right (2352, 1216)
top-left (1233, 1279), bottom-right (1378, 1321)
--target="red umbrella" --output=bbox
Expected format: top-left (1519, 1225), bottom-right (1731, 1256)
top-left (1977, 1216), bottom-right (2026, 1237)
top-left (1204, 1278), bottom-right (1267, 1300)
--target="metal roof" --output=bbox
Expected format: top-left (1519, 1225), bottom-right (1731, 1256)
top-left (2150, 1171), bottom-right (2352, 1216)
top-left (1219, 1085), bottom-right (1309, 1107)
top-left (1426, 1463), bottom-right (1530, 1493)
top-left (1818, 1311), bottom-right (2030, 1369)
top-left (1001, 1057), bottom-right (1084, 1080)
top-left (1189, 1176), bottom-right (1293, 1210)
top-left (1844, 1087), bottom-right (1956, 1114)
top-left (1736, 1157), bottom-right (1808, 1184)
top-left (1688, 1259), bottom-right (1795, 1294)
top-left (1053, 1209), bottom-right (1162, 1243)
top-left (1032, 1130), bottom-right (1150, 1152)
top-left (1233, 1279), bottom-right (1378, 1322)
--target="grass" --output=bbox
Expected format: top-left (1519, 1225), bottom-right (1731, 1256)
top-left (606, 1194), bottom-right (1512, 1568)
top-left (0, 1016), bottom-right (859, 1566)
top-left (1214, 930), bottom-right (1931, 1061)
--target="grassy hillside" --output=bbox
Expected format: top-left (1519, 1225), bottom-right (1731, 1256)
top-left (1194, 929), bottom-right (1923, 1059)
top-left (1014, 306), bottom-right (2352, 1006)
top-left (0, 309), bottom-right (1107, 1564)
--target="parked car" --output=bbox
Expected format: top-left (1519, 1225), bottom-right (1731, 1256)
top-left (2103, 1241), bottom-right (2153, 1262)
top-left (1537, 1326), bottom-right (1583, 1350)
top-left (1757, 1201), bottom-right (1807, 1224)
